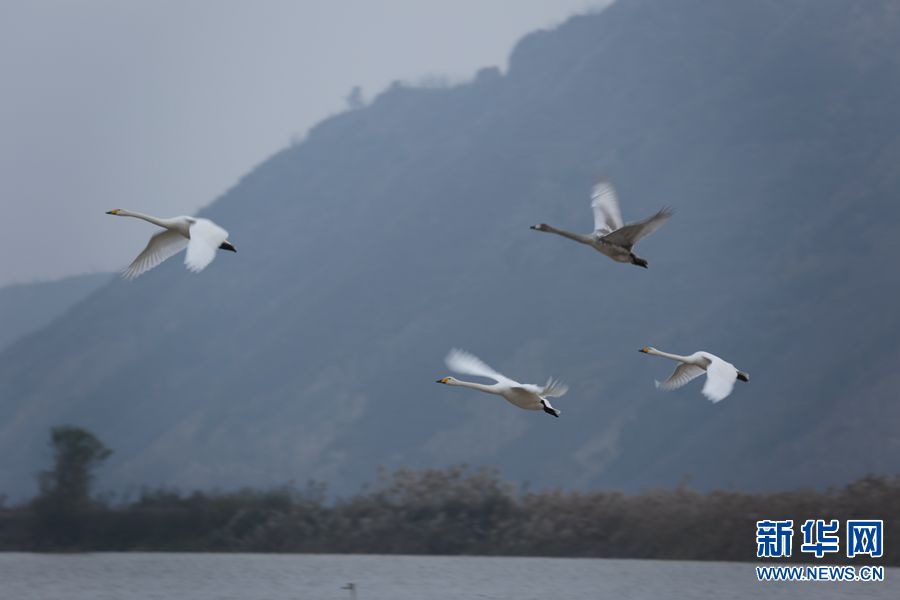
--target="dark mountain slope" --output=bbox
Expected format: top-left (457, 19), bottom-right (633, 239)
top-left (1, 0), bottom-right (898, 498)
top-left (0, 273), bottom-right (111, 352)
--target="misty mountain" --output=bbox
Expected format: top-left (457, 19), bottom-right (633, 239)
top-left (0, 273), bottom-right (111, 352)
top-left (2, 0), bottom-right (899, 499)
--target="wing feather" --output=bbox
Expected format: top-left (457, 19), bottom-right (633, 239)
top-left (517, 377), bottom-right (569, 397)
top-left (656, 363), bottom-right (705, 391)
top-left (185, 218), bottom-right (229, 273)
top-left (590, 179), bottom-right (624, 233)
top-left (701, 356), bottom-right (738, 403)
top-left (539, 377), bottom-right (569, 397)
top-left (123, 229), bottom-right (188, 280)
top-left (602, 207), bottom-right (672, 249)
top-left (445, 349), bottom-right (512, 384)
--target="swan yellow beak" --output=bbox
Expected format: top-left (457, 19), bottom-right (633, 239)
top-left (436, 377), bottom-right (450, 384)
top-left (639, 347), bottom-right (650, 353)
top-left (106, 209), bottom-right (121, 215)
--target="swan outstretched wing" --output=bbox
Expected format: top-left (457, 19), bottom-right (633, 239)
top-left (542, 377), bottom-right (569, 398)
top-left (540, 377), bottom-right (569, 397)
top-left (185, 218), bottom-right (229, 273)
top-left (602, 207), bottom-right (672, 249)
top-left (445, 349), bottom-right (513, 384)
top-left (123, 229), bottom-right (189, 279)
top-left (656, 363), bottom-right (705, 391)
top-left (701, 356), bottom-right (738, 403)
top-left (590, 179), bottom-right (624, 234)
top-left (518, 377), bottom-right (569, 397)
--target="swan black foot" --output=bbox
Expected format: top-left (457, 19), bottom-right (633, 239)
top-left (543, 406), bottom-right (560, 417)
top-left (630, 255), bottom-right (648, 268)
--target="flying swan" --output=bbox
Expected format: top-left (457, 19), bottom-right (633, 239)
top-left (531, 179), bottom-right (672, 268)
top-left (436, 348), bottom-right (568, 417)
top-left (639, 346), bottom-right (749, 403)
top-left (106, 209), bottom-right (236, 279)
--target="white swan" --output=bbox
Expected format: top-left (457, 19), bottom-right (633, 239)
top-left (531, 179), bottom-right (672, 268)
top-left (106, 209), bottom-right (236, 279)
top-left (639, 346), bottom-right (749, 403)
top-left (436, 348), bottom-right (568, 417)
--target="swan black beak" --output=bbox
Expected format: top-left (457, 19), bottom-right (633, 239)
top-left (219, 241), bottom-right (237, 252)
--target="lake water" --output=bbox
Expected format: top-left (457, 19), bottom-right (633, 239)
top-left (0, 553), bottom-right (895, 599)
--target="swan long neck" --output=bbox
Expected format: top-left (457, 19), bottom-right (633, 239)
top-left (449, 379), bottom-right (500, 395)
top-left (541, 224), bottom-right (593, 245)
top-left (118, 210), bottom-right (169, 228)
top-left (647, 348), bottom-right (694, 363)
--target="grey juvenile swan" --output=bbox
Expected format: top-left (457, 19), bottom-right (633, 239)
top-left (106, 209), bottom-right (236, 279)
top-left (436, 349), bottom-right (568, 417)
top-left (639, 346), bottom-right (749, 403)
top-left (531, 179), bottom-right (672, 268)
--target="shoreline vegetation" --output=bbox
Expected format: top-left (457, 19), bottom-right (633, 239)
top-left (0, 428), bottom-right (896, 564)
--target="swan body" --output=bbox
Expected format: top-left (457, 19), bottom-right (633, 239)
top-left (639, 346), bottom-right (749, 403)
top-left (106, 209), bottom-right (236, 279)
top-left (531, 179), bottom-right (672, 268)
top-left (436, 348), bottom-right (568, 417)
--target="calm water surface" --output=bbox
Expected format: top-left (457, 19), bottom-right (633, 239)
top-left (0, 553), bottom-right (895, 600)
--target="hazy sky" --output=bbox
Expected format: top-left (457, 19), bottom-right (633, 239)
top-left (0, 0), bottom-right (609, 286)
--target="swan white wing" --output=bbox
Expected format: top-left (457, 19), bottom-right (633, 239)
top-left (701, 356), bottom-right (738, 403)
top-left (445, 349), bottom-right (513, 384)
top-left (655, 363), bottom-right (705, 391)
top-left (602, 207), bottom-right (673, 249)
top-left (520, 377), bottom-right (569, 398)
top-left (543, 377), bottom-right (569, 398)
top-left (185, 218), bottom-right (228, 273)
top-left (123, 229), bottom-right (188, 280)
top-left (590, 179), bottom-right (624, 233)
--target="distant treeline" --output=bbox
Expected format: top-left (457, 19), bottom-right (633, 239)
top-left (0, 469), bottom-right (897, 562)
top-left (0, 428), bottom-right (896, 564)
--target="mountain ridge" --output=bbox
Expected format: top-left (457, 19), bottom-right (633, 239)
top-left (0, 273), bottom-right (111, 353)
